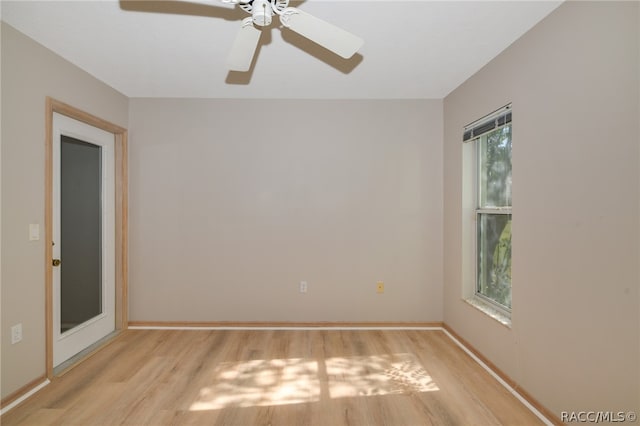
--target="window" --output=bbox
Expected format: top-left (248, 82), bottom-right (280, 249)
top-left (465, 106), bottom-right (512, 314)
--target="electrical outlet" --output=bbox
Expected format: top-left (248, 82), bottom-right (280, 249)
top-left (376, 281), bottom-right (384, 294)
top-left (299, 281), bottom-right (308, 293)
top-left (11, 323), bottom-right (22, 344)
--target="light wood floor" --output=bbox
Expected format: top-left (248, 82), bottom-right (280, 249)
top-left (2, 329), bottom-right (544, 425)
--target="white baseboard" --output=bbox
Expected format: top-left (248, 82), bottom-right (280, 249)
top-left (0, 379), bottom-right (50, 416)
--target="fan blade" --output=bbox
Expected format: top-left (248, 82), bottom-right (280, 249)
top-left (226, 18), bottom-right (262, 72)
top-left (167, 0), bottom-right (237, 9)
top-left (280, 8), bottom-right (363, 59)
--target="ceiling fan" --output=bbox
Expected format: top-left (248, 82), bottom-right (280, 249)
top-left (185, 0), bottom-right (364, 71)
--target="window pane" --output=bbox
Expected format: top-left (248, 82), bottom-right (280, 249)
top-left (477, 214), bottom-right (511, 309)
top-left (479, 125), bottom-right (512, 208)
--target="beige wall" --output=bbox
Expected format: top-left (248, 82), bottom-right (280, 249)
top-left (0, 10), bottom-right (3, 404)
top-left (128, 98), bottom-right (443, 322)
top-left (443, 1), bottom-right (639, 416)
top-left (2, 0), bottom-right (638, 417)
top-left (0, 22), bottom-right (128, 399)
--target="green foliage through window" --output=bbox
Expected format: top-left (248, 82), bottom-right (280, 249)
top-left (476, 124), bottom-right (512, 310)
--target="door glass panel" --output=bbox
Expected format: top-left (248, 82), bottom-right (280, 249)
top-left (60, 136), bottom-right (102, 333)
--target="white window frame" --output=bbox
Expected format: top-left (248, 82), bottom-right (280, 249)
top-left (462, 105), bottom-right (512, 324)
top-left (474, 136), bottom-right (512, 317)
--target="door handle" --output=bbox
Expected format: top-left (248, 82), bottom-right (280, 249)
top-left (52, 259), bottom-right (61, 267)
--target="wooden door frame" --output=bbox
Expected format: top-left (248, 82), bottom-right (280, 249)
top-left (45, 98), bottom-right (128, 379)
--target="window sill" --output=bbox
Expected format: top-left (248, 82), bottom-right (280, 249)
top-left (465, 297), bottom-right (512, 328)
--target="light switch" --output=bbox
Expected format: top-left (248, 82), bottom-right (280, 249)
top-left (29, 224), bottom-right (40, 241)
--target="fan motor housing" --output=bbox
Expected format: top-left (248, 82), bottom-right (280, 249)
top-left (240, 0), bottom-right (290, 26)
top-left (252, 2), bottom-right (272, 26)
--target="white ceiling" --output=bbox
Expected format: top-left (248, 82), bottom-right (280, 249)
top-left (1, 0), bottom-right (562, 99)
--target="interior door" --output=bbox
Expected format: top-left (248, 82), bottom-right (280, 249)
top-left (52, 112), bottom-right (115, 367)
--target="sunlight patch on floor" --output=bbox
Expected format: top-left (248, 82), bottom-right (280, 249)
top-left (189, 358), bottom-right (320, 411)
top-left (189, 353), bottom-right (438, 412)
top-left (326, 353), bottom-right (439, 398)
